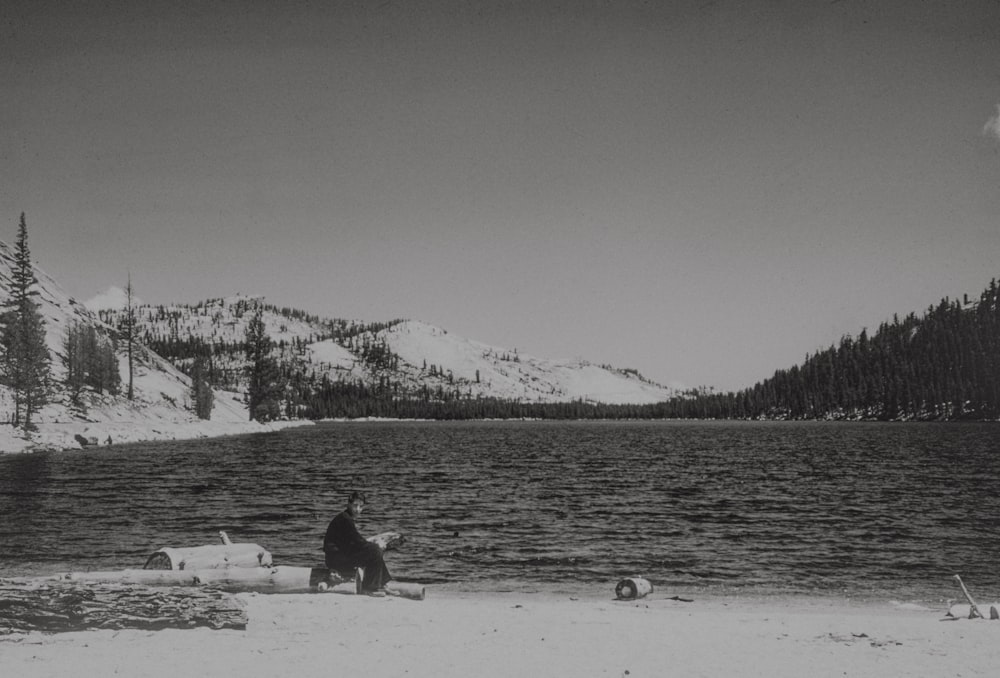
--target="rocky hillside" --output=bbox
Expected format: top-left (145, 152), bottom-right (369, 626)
top-left (0, 231), bottom-right (677, 454)
top-left (0, 243), bottom-right (293, 453)
top-left (93, 293), bottom-right (677, 408)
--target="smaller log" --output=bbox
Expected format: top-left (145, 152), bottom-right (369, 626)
top-left (615, 577), bottom-right (653, 600)
top-left (317, 578), bottom-right (424, 600)
top-left (384, 581), bottom-right (425, 600)
top-left (144, 543), bottom-right (272, 570)
top-left (324, 579), bottom-right (365, 596)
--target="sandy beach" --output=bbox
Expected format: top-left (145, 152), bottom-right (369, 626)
top-left (2, 589), bottom-right (997, 678)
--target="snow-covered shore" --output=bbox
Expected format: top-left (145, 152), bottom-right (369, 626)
top-left (0, 419), bottom-right (312, 455)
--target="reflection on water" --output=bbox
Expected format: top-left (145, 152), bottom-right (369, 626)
top-left (1, 421), bottom-right (998, 602)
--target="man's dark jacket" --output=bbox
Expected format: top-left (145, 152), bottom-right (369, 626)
top-left (323, 510), bottom-right (391, 592)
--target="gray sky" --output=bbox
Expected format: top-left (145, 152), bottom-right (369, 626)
top-left (3, 0), bottom-right (999, 392)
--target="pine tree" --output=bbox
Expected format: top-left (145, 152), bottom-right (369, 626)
top-left (101, 335), bottom-right (122, 396)
top-left (124, 273), bottom-right (137, 400)
top-left (62, 322), bottom-right (121, 406)
top-left (0, 214), bottom-right (52, 431)
top-left (190, 353), bottom-right (214, 420)
top-left (244, 305), bottom-right (282, 422)
top-left (62, 321), bottom-right (92, 405)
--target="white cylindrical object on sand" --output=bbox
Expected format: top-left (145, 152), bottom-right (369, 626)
top-left (615, 577), bottom-right (653, 600)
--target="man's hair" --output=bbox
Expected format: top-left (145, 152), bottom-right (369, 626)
top-left (347, 491), bottom-right (367, 505)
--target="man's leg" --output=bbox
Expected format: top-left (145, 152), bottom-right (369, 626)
top-left (357, 542), bottom-right (391, 592)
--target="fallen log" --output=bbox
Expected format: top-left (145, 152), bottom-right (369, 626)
top-left (384, 580), bottom-right (425, 600)
top-left (143, 531), bottom-right (402, 571)
top-left (0, 580), bottom-right (247, 634)
top-left (16, 530), bottom-right (415, 602)
top-left (948, 602), bottom-right (1000, 619)
top-left (51, 566), bottom-right (349, 594)
top-left (144, 543), bottom-right (272, 570)
top-left (144, 530), bottom-right (272, 570)
top-left (46, 567), bottom-right (425, 599)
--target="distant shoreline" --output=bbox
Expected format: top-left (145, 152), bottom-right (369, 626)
top-left (4, 415), bottom-right (995, 455)
top-left (0, 419), bottom-right (314, 455)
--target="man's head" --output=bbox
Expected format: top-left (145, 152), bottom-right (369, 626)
top-left (346, 490), bottom-right (367, 516)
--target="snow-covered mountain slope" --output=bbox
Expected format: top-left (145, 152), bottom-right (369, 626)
top-left (94, 293), bottom-right (676, 405)
top-left (373, 320), bottom-right (675, 405)
top-left (0, 243), bottom-right (273, 452)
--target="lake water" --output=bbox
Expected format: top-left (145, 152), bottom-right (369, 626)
top-left (2, 420), bottom-right (998, 604)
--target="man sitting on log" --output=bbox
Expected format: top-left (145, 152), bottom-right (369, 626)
top-left (323, 491), bottom-right (392, 596)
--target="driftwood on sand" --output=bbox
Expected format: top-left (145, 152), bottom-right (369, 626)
top-left (0, 580), bottom-right (247, 634)
top-left (946, 575), bottom-right (999, 620)
top-left (48, 566), bottom-right (424, 599)
top-left (53, 565), bottom-right (345, 592)
top-left (143, 531), bottom-right (273, 570)
top-left (0, 530), bottom-right (421, 633)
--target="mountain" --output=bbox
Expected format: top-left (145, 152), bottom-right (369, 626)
top-left (0, 236), bottom-right (676, 452)
top-left (83, 285), bottom-right (143, 312)
top-left (0, 245), bottom-right (295, 453)
top-left (93, 294), bottom-right (677, 415)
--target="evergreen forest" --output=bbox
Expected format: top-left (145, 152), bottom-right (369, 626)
top-left (255, 277), bottom-right (1000, 422)
top-left (301, 278), bottom-right (1000, 421)
top-left (108, 276), bottom-right (1000, 423)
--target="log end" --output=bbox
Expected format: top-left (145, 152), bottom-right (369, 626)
top-left (385, 581), bottom-right (425, 600)
top-left (143, 550), bottom-right (177, 570)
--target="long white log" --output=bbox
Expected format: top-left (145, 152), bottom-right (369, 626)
top-left (42, 568), bottom-right (426, 599)
top-left (50, 566), bottom-right (348, 593)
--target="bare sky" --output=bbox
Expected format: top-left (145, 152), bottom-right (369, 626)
top-left (2, 0), bottom-right (999, 391)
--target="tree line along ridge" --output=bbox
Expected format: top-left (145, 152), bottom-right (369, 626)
top-left (106, 277), bottom-right (1000, 423)
top-left (2, 213), bottom-right (998, 425)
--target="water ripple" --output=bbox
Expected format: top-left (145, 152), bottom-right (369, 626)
top-left (1, 421), bottom-right (999, 603)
